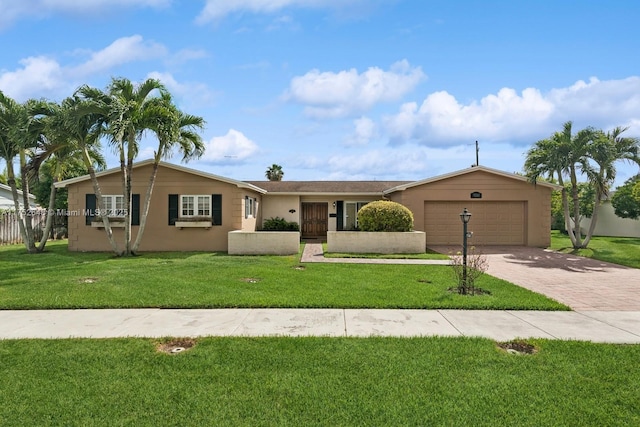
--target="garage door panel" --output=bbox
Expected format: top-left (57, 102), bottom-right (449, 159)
top-left (424, 201), bottom-right (525, 246)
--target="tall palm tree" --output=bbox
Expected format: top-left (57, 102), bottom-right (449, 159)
top-left (67, 89), bottom-right (123, 255)
top-left (525, 121), bottom-right (589, 248)
top-left (131, 93), bottom-right (205, 253)
top-left (0, 91), bottom-right (50, 253)
top-left (581, 127), bottom-right (640, 246)
top-left (265, 164), bottom-right (284, 181)
top-left (29, 100), bottom-right (106, 251)
top-left (106, 77), bottom-right (169, 256)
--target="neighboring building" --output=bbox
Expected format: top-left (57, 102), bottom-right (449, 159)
top-left (0, 183), bottom-right (38, 210)
top-left (55, 160), bottom-right (559, 252)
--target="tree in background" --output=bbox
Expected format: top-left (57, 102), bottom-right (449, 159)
top-left (265, 164), bottom-right (284, 181)
top-left (611, 176), bottom-right (640, 220)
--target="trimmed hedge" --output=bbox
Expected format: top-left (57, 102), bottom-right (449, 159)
top-left (357, 200), bottom-right (414, 232)
top-left (262, 217), bottom-right (300, 231)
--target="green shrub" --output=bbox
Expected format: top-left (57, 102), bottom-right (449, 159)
top-left (357, 200), bottom-right (414, 232)
top-left (262, 217), bottom-right (300, 231)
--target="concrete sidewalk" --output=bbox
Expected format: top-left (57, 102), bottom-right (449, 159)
top-left (1, 308), bottom-right (639, 343)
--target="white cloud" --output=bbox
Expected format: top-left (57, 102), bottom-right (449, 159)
top-left (0, 56), bottom-right (67, 101)
top-left (0, 36), bottom-right (172, 101)
top-left (72, 35), bottom-right (167, 77)
top-left (0, 0), bottom-right (170, 29)
top-left (147, 71), bottom-right (214, 107)
top-left (384, 76), bottom-right (640, 147)
top-left (196, 0), bottom-right (350, 24)
top-left (344, 116), bottom-right (378, 146)
top-left (201, 129), bottom-right (260, 162)
top-left (285, 60), bottom-right (426, 119)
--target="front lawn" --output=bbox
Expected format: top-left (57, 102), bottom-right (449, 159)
top-left (0, 337), bottom-right (638, 426)
top-left (0, 241), bottom-right (567, 310)
top-left (550, 231), bottom-right (640, 268)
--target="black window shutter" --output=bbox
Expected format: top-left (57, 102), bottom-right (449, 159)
top-left (131, 194), bottom-right (140, 226)
top-left (336, 201), bottom-right (344, 231)
top-left (168, 194), bottom-right (178, 225)
top-left (85, 194), bottom-right (96, 226)
top-left (212, 194), bottom-right (222, 225)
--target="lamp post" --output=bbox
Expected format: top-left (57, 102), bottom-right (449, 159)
top-left (459, 208), bottom-right (472, 293)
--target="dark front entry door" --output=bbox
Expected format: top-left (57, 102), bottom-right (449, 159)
top-left (301, 202), bottom-right (328, 238)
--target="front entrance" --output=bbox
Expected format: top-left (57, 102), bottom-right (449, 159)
top-left (301, 202), bottom-right (328, 239)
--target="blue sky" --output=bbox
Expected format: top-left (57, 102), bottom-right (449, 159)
top-left (1, 0), bottom-right (639, 187)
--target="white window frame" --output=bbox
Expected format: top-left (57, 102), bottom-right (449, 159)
top-left (344, 201), bottom-right (368, 230)
top-left (101, 195), bottom-right (125, 217)
top-left (245, 196), bottom-right (257, 219)
top-left (180, 195), bottom-right (211, 218)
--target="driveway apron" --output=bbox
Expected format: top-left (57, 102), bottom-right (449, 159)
top-left (431, 246), bottom-right (640, 311)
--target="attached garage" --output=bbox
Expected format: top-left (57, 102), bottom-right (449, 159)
top-left (423, 201), bottom-right (525, 245)
top-left (385, 166), bottom-right (560, 248)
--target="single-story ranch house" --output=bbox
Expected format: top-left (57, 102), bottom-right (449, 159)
top-left (55, 160), bottom-right (558, 252)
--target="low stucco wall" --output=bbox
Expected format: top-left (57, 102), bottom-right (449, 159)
top-left (228, 231), bottom-right (300, 255)
top-left (327, 231), bottom-right (426, 254)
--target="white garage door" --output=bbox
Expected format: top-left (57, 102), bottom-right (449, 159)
top-left (424, 201), bottom-right (525, 246)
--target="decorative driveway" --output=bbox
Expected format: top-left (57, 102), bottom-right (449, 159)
top-left (431, 246), bottom-right (640, 311)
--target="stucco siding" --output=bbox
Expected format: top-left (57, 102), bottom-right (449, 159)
top-left (66, 164), bottom-right (262, 252)
top-left (387, 170), bottom-right (552, 247)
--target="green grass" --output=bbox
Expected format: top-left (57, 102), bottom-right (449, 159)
top-left (322, 243), bottom-right (449, 259)
top-left (0, 337), bottom-right (638, 426)
top-left (550, 231), bottom-right (640, 268)
top-left (0, 240), bottom-right (567, 310)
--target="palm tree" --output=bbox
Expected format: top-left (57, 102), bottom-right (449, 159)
top-left (28, 99), bottom-right (106, 251)
top-left (526, 121), bottom-right (640, 249)
top-left (0, 91), bottom-right (50, 253)
top-left (131, 92), bottom-right (205, 253)
top-left (67, 89), bottom-right (123, 255)
top-left (525, 121), bottom-right (589, 248)
top-left (265, 164), bottom-right (284, 181)
top-left (106, 77), bottom-right (169, 256)
top-left (581, 127), bottom-right (640, 246)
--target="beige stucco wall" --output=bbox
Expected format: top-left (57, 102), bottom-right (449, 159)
top-left (259, 195), bottom-right (301, 228)
top-left (66, 164), bottom-right (263, 252)
top-left (580, 202), bottom-right (640, 238)
top-left (387, 170), bottom-right (553, 247)
top-left (228, 231), bottom-right (300, 255)
top-left (327, 231), bottom-right (426, 254)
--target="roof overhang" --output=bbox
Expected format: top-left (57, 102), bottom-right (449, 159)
top-left (54, 159), bottom-right (268, 194)
top-left (383, 165), bottom-right (562, 195)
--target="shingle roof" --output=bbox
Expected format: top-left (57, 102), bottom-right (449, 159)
top-left (247, 181), bottom-right (412, 194)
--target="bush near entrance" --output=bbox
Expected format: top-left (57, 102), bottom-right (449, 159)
top-left (357, 200), bottom-right (413, 232)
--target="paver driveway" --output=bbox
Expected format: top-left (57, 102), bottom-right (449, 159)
top-left (431, 246), bottom-right (640, 311)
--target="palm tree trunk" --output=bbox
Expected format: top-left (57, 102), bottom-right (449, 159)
top-left (569, 167), bottom-right (583, 248)
top-left (82, 147), bottom-right (122, 255)
top-left (582, 191), bottom-right (603, 248)
top-left (5, 161), bottom-right (31, 252)
top-left (131, 159), bottom-right (159, 253)
top-left (19, 150), bottom-right (37, 253)
top-left (37, 179), bottom-right (57, 251)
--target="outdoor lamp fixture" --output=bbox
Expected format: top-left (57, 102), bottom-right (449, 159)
top-left (459, 208), bottom-right (472, 291)
top-left (332, 201), bottom-right (336, 208)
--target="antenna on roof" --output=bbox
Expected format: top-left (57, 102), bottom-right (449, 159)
top-left (475, 140), bottom-right (479, 166)
top-left (469, 140), bottom-right (479, 167)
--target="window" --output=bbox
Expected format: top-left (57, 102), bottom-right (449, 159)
top-left (101, 195), bottom-right (125, 217)
top-left (181, 195), bottom-right (211, 217)
top-left (245, 196), bottom-right (257, 219)
top-left (345, 201), bottom-right (368, 230)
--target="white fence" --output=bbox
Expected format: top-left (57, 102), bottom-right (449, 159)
top-left (0, 210), bottom-right (67, 245)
